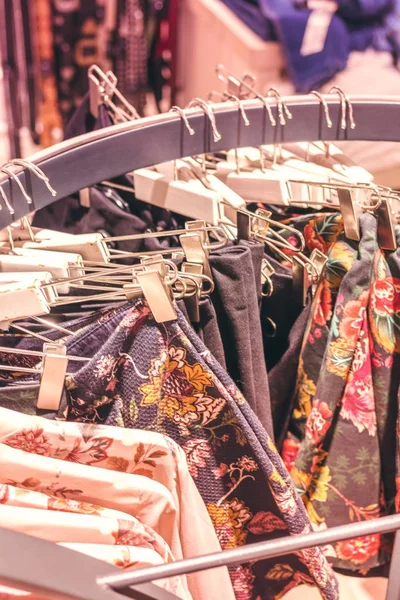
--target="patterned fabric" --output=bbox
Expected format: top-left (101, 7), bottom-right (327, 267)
top-left (0, 407), bottom-right (232, 600)
top-left (282, 214), bottom-right (400, 571)
top-left (51, 0), bottom-right (105, 126)
top-left (0, 483), bottom-right (189, 599)
top-left (60, 300), bottom-right (338, 600)
top-left (34, 0), bottom-right (63, 147)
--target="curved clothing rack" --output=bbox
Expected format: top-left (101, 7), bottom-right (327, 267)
top-left (0, 94), bottom-right (399, 229)
top-left (1, 95), bottom-right (400, 598)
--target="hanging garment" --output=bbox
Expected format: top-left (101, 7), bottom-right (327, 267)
top-left (0, 300), bottom-right (337, 596)
top-left (0, 407), bottom-right (231, 600)
top-left (269, 304), bottom-right (312, 450)
top-left (209, 243), bottom-right (274, 438)
top-left (283, 214), bottom-right (400, 571)
top-left (0, 442), bottom-right (180, 547)
top-left (0, 484), bottom-right (190, 599)
top-left (50, 0), bottom-right (105, 126)
top-left (33, 185), bottom-right (177, 255)
top-left (371, 230), bottom-right (400, 534)
top-left (0, 483), bottom-right (176, 564)
top-left (34, 0), bottom-right (63, 148)
top-left (261, 211), bottom-right (344, 432)
top-left (191, 298), bottom-right (227, 369)
top-left (220, 0), bottom-right (399, 92)
top-left (112, 0), bottom-right (148, 114)
top-left (44, 299), bottom-right (339, 600)
top-left (261, 255), bottom-right (297, 371)
top-left (33, 94), bottom-right (184, 251)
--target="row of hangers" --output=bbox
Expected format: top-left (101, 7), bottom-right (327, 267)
top-left (2, 65), bottom-right (400, 600)
top-left (0, 65), bottom-right (399, 414)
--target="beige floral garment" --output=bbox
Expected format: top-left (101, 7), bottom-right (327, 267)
top-left (0, 482), bottom-right (190, 599)
top-left (0, 407), bottom-right (234, 600)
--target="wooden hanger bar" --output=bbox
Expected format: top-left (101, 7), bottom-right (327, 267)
top-left (0, 94), bottom-right (399, 229)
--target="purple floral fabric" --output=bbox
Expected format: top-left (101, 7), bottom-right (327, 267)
top-left (62, 300), bottom-right (338, 600)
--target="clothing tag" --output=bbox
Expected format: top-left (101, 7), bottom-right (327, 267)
top-left (300, 9), bottom-right (335, 56)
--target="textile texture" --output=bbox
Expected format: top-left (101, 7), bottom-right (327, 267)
top-left (61, 299), bottom-right (338, 599)
top-left (282, 214), bottom-right (400, 572)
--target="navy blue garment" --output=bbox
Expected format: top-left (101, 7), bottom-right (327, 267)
top-left (219, 0), bottom-right (277, 41)
top-left (257, 0), bottom-right (350, 92)
top-left (336, 0), bottom-right (392, 21)
top-left (222, 0), bottom-right (399, 92)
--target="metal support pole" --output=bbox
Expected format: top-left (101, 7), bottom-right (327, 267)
top-left (99, 514), bottom-right (400, 591)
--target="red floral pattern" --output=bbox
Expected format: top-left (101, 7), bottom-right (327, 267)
top-left (6, 428), bottom-right (51, 455)
top-left (335, 535), bottom-right (380, 565)
top-left (305, 400), bottom-right (332, 445)
top-left (283, 215), bottom-right (400, 572)
top-left (313, 283), bottom-right (333, 328)
top-left (281, 438), bottom-right (300, 474)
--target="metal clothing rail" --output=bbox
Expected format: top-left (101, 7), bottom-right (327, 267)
top-left (0, 526), bottom-right (180, 600)
top-left (0, 94), bottom-right (400, 229)
top-left (3, 515), bottom-right (400, 599)
top-left (98, 513), bottom-right (400, 600)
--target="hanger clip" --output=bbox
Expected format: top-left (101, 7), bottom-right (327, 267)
top-left (36, 342), bottom-right (68, 411)
top-left (179, 232), bottom-right (212, 279)
top-left (124, 256), bottom-right (177, 323)
top-left (309, 248), bottom-right (328, 295)
top-left (135, 270), bottom-right (177, 323)
top-left (292, 256), bottom-right (312, 311)
top-left (0, 280), bottom-right (51, 323)
top-left (261, 257), bottom-right (275, 297)
top-left (337, 187), bottom-right (361, 241)
top-left (377, 197), bottom-right (397, 251)
top-left (79, 188), bottom-right (91, 208)
top-left (181, 262), bottom-right (204, 323)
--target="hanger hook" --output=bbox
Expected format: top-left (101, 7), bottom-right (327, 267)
top-left (169, 106), bottom-right (195, 136)
top-left (0, 185), bottom-right (13, 214)
top-left (89, 64), bottom-right (140, 121)
top-left (22, 216), bottom-right (36, 241)
top-left (0, 166), bottom-right (32, 206)
top-left (310, 90), bottom-right (333, 129)
top-left (216, 63), bottom-right (276, 126)
top-left (224, 93), bottom-right (250, 174)
top-left (267, 88), bottom-right (292, 125)
top-left (257, 94), bottom-right (276, 128)
top-left (6, 159), bottom-right (57, 197)
top-left (186, 98), bottom-right (221, 142)
top-left (360, 186), bottom-right (383, 212)
top-left (329, 86), bottom-right (356, 130)
top-left (222, 93), bottom-right (250, 127)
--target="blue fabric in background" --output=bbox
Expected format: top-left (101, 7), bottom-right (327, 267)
top-left (219, 0), bottom-right (400, 92)
top-left (220, 0), bottom-right (277, 41)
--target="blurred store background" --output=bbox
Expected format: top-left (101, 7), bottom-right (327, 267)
top-left (1, 0), bottom-right (400, 183)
